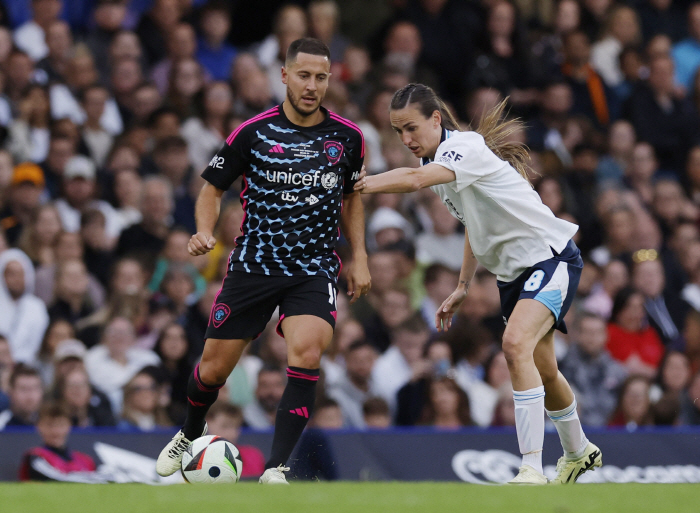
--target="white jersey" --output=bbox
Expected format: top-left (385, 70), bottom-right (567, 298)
top-left (424, 130), bottom-right (578, 282)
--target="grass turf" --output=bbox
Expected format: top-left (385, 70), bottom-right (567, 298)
top-left (2, 482), bottom-right (699, 513)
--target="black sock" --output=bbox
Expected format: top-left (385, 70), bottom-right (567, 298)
top-left (182, 363), bottom-right (224, 440)
top-left (265, 367), bottom-right (320, 469)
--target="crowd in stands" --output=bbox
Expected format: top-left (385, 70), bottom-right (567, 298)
top-left (1, 0), bottom-right (700, 457)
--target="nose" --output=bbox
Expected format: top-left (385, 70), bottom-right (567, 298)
top-left (401, 133), bottom-right (412, 147)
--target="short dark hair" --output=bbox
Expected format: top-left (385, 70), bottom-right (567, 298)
top-left (346, 340), bottom-right (377, 355)
top-left (362, 397), bottom-right (389, 417)
top-left (285, 37), bottom-right (331, 66)
top-left (38, 401), bottom-right (71, 422)
top-left (206, 402), bottom-right (243, 424)
top-left (392, 315), bottom-right (429, 338)
top-left (10, 363), bottom-right (42, 388)
top-left (315, 397), bottom-right (339, 411)
top-left (423, 263), bottom-right (457, 286)
top-left (153, 135), bottom-right (187, 154)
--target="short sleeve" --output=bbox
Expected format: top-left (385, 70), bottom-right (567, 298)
top-left (432, 132), bottom-right (500, 192)
top-left (201, 128), bottom-right (251, 191)
top-left (343, 130), bottom-right (365, 195)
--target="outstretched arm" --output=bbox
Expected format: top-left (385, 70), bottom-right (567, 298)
top-left (354, 163), bottom-right (456, 194)
top-left (340, 191), bottom-right (371, 303)
top-left (435, 226), bottom-right (478, 332)
top-left (188, 182), bottom-right (224, 256)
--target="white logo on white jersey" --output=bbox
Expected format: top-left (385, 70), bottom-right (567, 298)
top-left (281, 192), bottom-right (298, 202)
top-left (208, 155), bottom-right (224, 169)
top-left (305, 194), bottom-right (319, 205)
top-left (321, 172), bottom-right (339, 190)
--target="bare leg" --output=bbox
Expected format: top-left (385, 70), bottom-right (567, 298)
top-left (533, 330), bottom-right (575, 412)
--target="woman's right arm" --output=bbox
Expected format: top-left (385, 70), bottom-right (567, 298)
top-left (355, 163), bottom-right (456, 194)
top-left (435, 226), bottom-right (478, 332)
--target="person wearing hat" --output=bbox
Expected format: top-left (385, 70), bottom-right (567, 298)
top-left (0, 162), bottom-right (46, 245)
top-left (54, 155), bottom-right (123, 242)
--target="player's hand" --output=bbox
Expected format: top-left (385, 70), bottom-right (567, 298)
top-left (354, 165), bottom-right (368, 192)
top-left (188, 232), bottom-right (217, 256)
top-left (435, 287), bottom-right (468, 332)
top-left (346, 255), bottom-right (371, 304)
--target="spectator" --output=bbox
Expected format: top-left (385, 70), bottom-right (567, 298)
top-left (0, 248), bottom-right (50, 364)
top-left (622, 55), bottom-right (700, 173)
top-left (40, 135), bottom-right (73, 199)
top-left (55, 364), bottom-right (115, 427)
top-left (135, 0), bottom-right (181, 67)
top-left (607, 288), bottom-right (665, 378)
top-left (48, 259), bottom-right (96, 325)
top-left (608, 375), bottom-right (654, 429)
top-left (85, 0), bottom-right (129, 86)
top-left (115, 176), bottom-right (174, 265)
top-left (36, 319), bottom-right (74, 384)
top-left (7, 84), bottom-right (51, 163)
top-left (362, 396), bottom-right (391, 429)
top-left (150, 22), bottom-right (197, 95)
top-left (18, 401), bottom-right (99, 482)
top-left (591, 5), bottom-right (641, 88)
top-left (671, 3), bottom-right (700, 91)
top-left (154, 323), bottom-right (192, 422)
top-left (654, 350), bottom-right (692, 403)
top-left (560, 313), bottom-right (628, 426)
top-left (363, 286), bottom-right (415, 353)
top-left (37, 20), bottom-right (73, 84)
top-left (151, 136), bottom-right (195, 232)
top-left (596, 120), bottom-right (636, 184)
top-left (205, 402), bottom-right (266, 478)
top-left (327, 340), bottom-right (378, 428)
top-left (243, 366), bottom-right (285, 429)
top-left (637, 0), bottom-right (686, 44)
top-left (372, 315), bottom-right (430, 414)
top-left (415, 195), bottom-right (464, 271)
top-left (84, 316), bottom-right (160, 413)
top-left (195, 2), bottom-right (237, 81)
top-left (590, 205), bottom-right (636, 267)
top-left (308, 0), bottom-right (348, 63)
top-left (1, 163), bottom-right (46, 245)
top-left (0, 364), bottom-right (43, 428)
top-left (18, 203), bottom-right (63, 268)
top-left (13, 0), bottom-right (62, 62)
top-left (79, 85), bottom-right (114, 168)
top-left (418, 376), bottom-right (471, 429)
top-left (624, 142), bottom-right (658, 206)
top-left (118, 366), bottom-right (171, 431)
top-left (165, 57), bottom-right (204, 120)
top-left (582, 259), bottom-right (629, 319)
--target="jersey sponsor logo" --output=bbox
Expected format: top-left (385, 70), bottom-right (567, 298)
top-left (321, 172), bottom-right (339, 190)
top-left (212, 304), bottom-right (231, 328)
top-left (324, 141), bottom-right (344, 165)
top-left (208, 155), bottom-right (224, 169)
top-left (281, 192), bottom-right (299, 202)
top-left (351, 171), bottom-right (360, 181)
top-left (437, 150), bottom-right (463, 163)
top-left (305, 194), bottom-right (319, 205)
top-left (266, 169), bottom-right (322, 186)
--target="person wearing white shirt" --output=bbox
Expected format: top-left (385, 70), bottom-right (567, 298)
top-left (13, 0), bottom-right (63, 62)
top-left (356, 83), bottom-right (600, 485)
top-left (84, 317), bottom-right (160, 415)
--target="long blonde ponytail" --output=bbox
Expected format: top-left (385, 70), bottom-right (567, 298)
top-left (473, 98), bottom-right (533, 185)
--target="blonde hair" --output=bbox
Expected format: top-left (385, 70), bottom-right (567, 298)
top-left (390, 84), bottom-right (532, 185)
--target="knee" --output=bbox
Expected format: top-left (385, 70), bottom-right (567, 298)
top-left (502, 331), bottom-right (531, 366)
top-left (198, 359), bottom-right (228, 385)
top-left (290, 345), bottom-right (323, 369)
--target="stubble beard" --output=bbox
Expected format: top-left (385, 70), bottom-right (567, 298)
top-left (287, 87), bottom-right (322, 118)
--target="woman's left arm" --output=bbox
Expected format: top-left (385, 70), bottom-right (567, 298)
top-left (354, 164), bottom-right (456, 194)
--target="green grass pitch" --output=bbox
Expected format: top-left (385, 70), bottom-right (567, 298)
top-left (2, 482), bottom-right (699, 513)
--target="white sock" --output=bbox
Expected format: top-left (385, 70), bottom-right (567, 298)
top-left (546, 398), bottom-right (589, 460)
top-left (513, 386), bottom-right (545, 474)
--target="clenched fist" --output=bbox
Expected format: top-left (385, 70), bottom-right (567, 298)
top-left (188, 232), bottom-right (217, 256)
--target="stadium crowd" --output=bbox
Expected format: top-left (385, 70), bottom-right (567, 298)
top-left (1, 0), bottom-right (700, 451)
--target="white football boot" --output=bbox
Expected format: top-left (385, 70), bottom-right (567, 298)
top-left (550, 442), bottom-right (602, 484)
top-left (259, 465), bottom-right (291, 485)
top-left (155, 423), bottom-right (208, 477)
top-left (508, 465), bottom-right (549, 485)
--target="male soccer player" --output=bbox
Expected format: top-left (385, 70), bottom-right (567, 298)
top-left (156, 38), bottom-right (371, 485)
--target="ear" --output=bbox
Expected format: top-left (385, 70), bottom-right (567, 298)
top-left (281, 66), bottom-right (288, 85)
top-left (433, 110), bottom-right (442, 128)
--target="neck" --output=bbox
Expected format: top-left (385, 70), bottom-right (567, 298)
top-left (282, 100), bottom-right (325, 127)
top-left (349, 374), bottom-right (369, 392)
top-left (205, 35), bottom-right (224, 49)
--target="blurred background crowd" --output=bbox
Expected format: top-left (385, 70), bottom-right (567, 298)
top-left (1, 0), bottom-right (700, 448)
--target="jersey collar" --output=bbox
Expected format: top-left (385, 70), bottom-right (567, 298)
top-left (421, 128), bottom-right (450, 166)
top-left (278, 103), bottom-right (332, 129)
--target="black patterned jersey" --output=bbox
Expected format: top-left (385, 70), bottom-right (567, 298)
top-left (201, 105), bottom-right (364, 281)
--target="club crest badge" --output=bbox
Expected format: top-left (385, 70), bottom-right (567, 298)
top-left (324, 141), bottom-right (343, 165)
top-left (321, 172), bottom-right (339, 190)
top-left (212, 304), bottom-right (231, 328)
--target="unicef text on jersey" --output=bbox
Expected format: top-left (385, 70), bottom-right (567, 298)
top-left (266, 169), bottom-right (322, 187)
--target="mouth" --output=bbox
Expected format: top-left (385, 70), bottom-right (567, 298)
top-left (408, 146), bottom-right (420, 154)
top-left (301, 96), bottom-right (317, 106)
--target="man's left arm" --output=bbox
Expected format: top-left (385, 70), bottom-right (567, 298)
top-left (340, 191), bottom-right (371, 303)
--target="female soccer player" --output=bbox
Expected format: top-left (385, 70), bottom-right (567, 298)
top-left (355, 83), bottom-right (601, 484)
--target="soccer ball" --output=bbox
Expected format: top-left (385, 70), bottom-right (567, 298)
top-left (181, 435), bottom-right (243, 484)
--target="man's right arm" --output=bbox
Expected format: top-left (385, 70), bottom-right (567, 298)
top-left (188, 183), bottom-right (224, 256)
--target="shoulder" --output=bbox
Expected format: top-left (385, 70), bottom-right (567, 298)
top-left (327, 110), bottom-right (364, 143)
top-left (436, 131), bottom-right (486, 158)
top-left (224, 106), bottom-right (282, 145)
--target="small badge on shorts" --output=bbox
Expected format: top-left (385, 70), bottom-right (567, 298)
top-left (324, 141), bottom-right (343, 165)
top-left (212, 304), bottom-right (231, 328)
